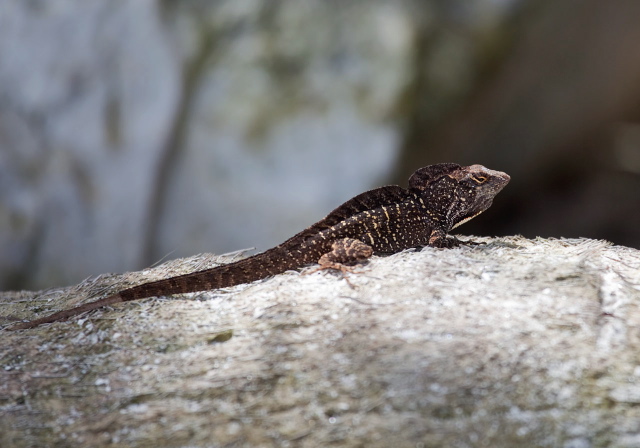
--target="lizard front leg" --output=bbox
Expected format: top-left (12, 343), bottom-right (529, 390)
top-left (428, 228), bottom-right (462, 248)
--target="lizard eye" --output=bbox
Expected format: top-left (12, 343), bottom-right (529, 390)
top-left (471, 175), bottom-right (487, 184)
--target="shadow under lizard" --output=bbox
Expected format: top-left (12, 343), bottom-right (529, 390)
top-left (8, 163), bottom-right (510, 330)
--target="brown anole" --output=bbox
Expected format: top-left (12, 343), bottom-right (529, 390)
top-left (8, 163), bottom-right (509, 330)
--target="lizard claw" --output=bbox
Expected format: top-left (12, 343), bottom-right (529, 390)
top-left (305, 262), bottom-right (364, 288)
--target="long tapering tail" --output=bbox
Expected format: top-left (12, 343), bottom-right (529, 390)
top-left (7, 293), bottom-right (126, 330)
top-left (7, 246), bottom-right (308, 330)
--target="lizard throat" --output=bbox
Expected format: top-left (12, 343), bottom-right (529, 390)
top-left (451, 210), bottom-right (483, 230)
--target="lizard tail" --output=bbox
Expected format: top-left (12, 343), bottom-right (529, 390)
top-left (7, 246), bottom-right (306, 330)
top-left (6, 293), bottom-right (125, 330)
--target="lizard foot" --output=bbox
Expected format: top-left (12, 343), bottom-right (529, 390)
top-left (306, 262), bottom-right (364, 288)
top-left (428, 230), bottom-right (479, 248)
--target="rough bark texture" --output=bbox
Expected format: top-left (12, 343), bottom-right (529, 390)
top-left (2, 237), bottom-right (639, 447)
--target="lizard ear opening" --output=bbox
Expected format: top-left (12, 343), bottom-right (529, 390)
top-left (408, 163), bottom-right (461, 191)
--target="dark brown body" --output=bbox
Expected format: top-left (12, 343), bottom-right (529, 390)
top-left (8, 163), bottom-right (509, 330)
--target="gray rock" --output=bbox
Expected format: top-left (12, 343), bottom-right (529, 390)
top-left (1, 237), bottom-right (639, 447)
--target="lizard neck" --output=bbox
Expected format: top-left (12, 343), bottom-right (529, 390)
top-left (410, 191), bottom-right (454, 232)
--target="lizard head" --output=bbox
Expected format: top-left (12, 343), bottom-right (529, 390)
top-left (409, 163), bottom-right (510, 230)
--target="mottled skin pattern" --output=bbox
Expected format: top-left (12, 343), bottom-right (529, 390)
top-left (9, 163), bottom-right (509, 330)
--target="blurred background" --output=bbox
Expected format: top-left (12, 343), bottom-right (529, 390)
top-left (1, 0), bottom-right (639, 291)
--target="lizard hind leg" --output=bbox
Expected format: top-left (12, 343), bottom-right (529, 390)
top-left (307, 238), bottom-right (374, 285)
top-left (318, 237), bottom-right (373, 269)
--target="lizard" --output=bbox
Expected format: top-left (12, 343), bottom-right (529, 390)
top-left (7, 163), bottom-right (510, 330)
